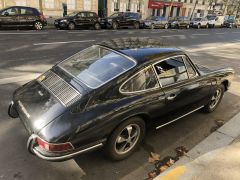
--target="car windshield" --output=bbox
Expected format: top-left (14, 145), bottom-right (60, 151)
top-left (193, 18), bottom-right (202, 21)
top-left (207, 16), bottom-right (216, 20)
top-left (110, 13), bottom-right (122, 18)
top-left (59, 46), bottom-right (136, 89)
top-left (67, 12), bottom-right (79, 16)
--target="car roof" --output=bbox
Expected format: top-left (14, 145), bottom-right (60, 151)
top-left (3, 6), bottom-right (37, 9)
top-left (97, 37), bottom-right (183, 65)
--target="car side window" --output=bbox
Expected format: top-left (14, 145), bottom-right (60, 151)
top-left (182, 55), bottom-right (197, 78)
top-left (78, 12), bottom-right (86, 18)
top-left (88, 12), bottom-right (96, 17)
top-left (120, 66), bottom-right (159, 93)
top-left (1, 7), bottom-right (19, 15)
top-left (20, 8), bottom-right (33, 15)
top-left (154, 57), bottom-right (188, 87)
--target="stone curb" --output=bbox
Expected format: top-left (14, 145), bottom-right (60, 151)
top-left (157, 111), bottom-right (240, 176)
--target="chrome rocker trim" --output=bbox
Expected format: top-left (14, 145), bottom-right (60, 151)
top-left (156, 106), bottom-right (204, 130)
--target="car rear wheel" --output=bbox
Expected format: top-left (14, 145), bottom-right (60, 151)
top-left (186, 24), bottom-right (190, 29)
top-left (164, 24), bottom-right (168, 29)
top-left (94, 22), bottom-right (101, 30)
top-left (134, 22), bottom-right (140, 29)
top-left (206, 24), bottom-right (209, 28)
top-left (112, 22), bottom-right (118, 30)
top-left (197, 24), bottom-right (201, 29)
top-left (203, 84), bottom-right (224, 113)
top-left (105, 117), bottom-right (145, 160)
top-left (34, 21), bottom-right (43, 30)
top-left (151, 23), bottom-right (155, 29)
top-left (68, 22), bottom-right (75, 30)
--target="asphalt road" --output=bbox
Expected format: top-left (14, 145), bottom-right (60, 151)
top-left (0, 28), bottom-right (240, 180)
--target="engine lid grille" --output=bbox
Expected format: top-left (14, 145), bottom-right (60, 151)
top-left (37, 70), bottom-right (81, 107)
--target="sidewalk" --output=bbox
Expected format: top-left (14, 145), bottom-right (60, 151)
top-left (156, 111), bottom-right (240, 180)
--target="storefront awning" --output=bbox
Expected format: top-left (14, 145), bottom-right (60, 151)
top-left (148, 0), bottom-right (183, 8)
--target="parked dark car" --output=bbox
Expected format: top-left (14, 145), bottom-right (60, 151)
top-left (8, 37), bottom-right (234, 161)
top-left (143, 16), bottom-right (168, 29)
top-left (223, 18), bottom-right (239, 28)
top-left (54, 11), bottom-right (101, 30)
top-left (0, 6), bottom-right (47, 30)
top-left (101, 12), bottom-right (142, 29)
top-left (169, 16), bottom-right (190, 29)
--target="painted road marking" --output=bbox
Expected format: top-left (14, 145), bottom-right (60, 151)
top-left (192, 33), bottom-right (209, 36)
top-left (232, 31), bottom-right (240, 33)
top-left (160, 35), bottom-right (184, 38)
top-left (33, 40), bottom-right (95, 45)
top-left (0, 73), bottom-right (41, 85)
top-left (216, 32), bottom-right (225, 34)
top-left (0, 32), bottom-right (48, 35)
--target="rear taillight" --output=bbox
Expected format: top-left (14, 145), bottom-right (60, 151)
top-left (36, 137), bottom-right (74, 152)
top-left (39, 13), bottom-right (46, 21)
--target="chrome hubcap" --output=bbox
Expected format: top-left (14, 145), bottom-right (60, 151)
top-left (210, 88), bottom-right (222, 109)
top-left (69, 23), bottom-right (75, 29)
top-left (115, 124), bottom-right (140, 154)
top-left (35, 22), bottom-right (42, 30)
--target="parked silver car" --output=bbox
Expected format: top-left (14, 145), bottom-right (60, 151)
top-left (190, 17), bottom-right (209, 28)
top-left (143, 16), bottom-right (169, 29)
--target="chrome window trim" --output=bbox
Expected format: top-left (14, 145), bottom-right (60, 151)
top-left (58, 45), bottom-right (137, 89)
top-left (119, 65), bottom-right (160, 95)
top-left (182, 54), bottom-right (199, 78)
top-left (152, 54), bottom-right (199, 88)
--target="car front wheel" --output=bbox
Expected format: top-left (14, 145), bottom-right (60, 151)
top-left (203, 84), bottom-right (224, 113)
top-left (68, 22), bottom-right (75, 30)
top-left (34, 21), bottom-right (43, 30)
top-left (94, 22), bottom-right (101, 30)
top-left (134, 22), bottom-right (140, 29)
top-left (112, 22), bottom-right (118, 30)
top-left (105, 117), bottom-right (145, 160)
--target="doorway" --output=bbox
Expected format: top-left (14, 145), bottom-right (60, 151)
top-left (98, 0), bottom-right (108, 17)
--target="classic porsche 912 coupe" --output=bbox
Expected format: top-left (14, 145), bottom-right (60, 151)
top-left (8, 38), bottom-right (234, 161)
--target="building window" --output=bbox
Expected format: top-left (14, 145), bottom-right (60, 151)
top-left (178, 0), bottom-right (181, 2)
top-left (137, 2), bottom-right (141, 12)
top-left (67, 0), bottom-right (75, 10)
top-left (84, 0), bottom-right (92, 10)
top-left (45, 0), bottom-right (55, 9)
top-left (190, 0), bottom-right (193, 3)
top-left (15, 0), bottom-right (26, 6)
top-left (184, 0), bottom-right (187, 3)
top-left (114, 0), bottom-right (119, 11)
top-left (202, 0), bottom-right (205, 5)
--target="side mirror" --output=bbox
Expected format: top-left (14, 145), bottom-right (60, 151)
top-left (4, 12), bottom-right (9, 16)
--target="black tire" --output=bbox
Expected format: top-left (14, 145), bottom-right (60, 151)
top-left (164, 23), bottom-right (168, 29)
top-left (186, 24), bottom-right (190, 29)
top-left (112, 22), bottom-right (118, 30)
top-left (94, 22), bottom-right (101, 30)
top-left (151, 23), bottom-right (155, 29)
top-left (68, 22), bottom-right (75, 30)
top-left (202, 84), bottom-right (224, 113)
top-left (197, 24), bottom-right (201, 29)
top-left (134, 22), bottom-right (140, 29)
top-left (34, 21), bottom-right (43, 30)
top-left (206, 24), bottom-right (209, 29)
top-left (105, 117), bottom-right (145, 161)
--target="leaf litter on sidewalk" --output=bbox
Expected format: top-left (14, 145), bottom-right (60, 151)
top-left (146, 146), bottom-right (189, 180)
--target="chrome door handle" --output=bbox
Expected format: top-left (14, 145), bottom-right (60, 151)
top-left (167, 94), bottom-right (176, 100)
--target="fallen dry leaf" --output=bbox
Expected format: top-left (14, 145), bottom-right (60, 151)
top-left (148, 152), bottom-right (160, 163)
top-left (148, 171), bottom-right (157, 179)
top-left (166, 158), bottom-right (175, 167)
top-left (175, 146), bottom-right (188, 157)
top-left (159, 165), bottom-right (168, 173)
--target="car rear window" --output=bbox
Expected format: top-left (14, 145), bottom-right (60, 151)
top-left (59, 46), bottom-right (136, 89)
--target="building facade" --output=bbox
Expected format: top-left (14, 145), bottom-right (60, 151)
top-left (146, 0), bottom-right (209, 19)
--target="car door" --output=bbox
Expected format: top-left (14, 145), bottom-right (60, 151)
top-left (0, 7), bottom-right (20, 27)
top-left (121, 13), bottom-right (130, 26)
top-left (75, 12), bottom-right (87, 27)
top-left (19, 7), bottom-right (35, 27)
top-left (87, 12), bottom-right (97, 26)
top-left (152, 55), bottom-right (212, 125)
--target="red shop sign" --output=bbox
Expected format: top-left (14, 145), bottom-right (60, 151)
top-left (148, 0), bottom-right (183, 8)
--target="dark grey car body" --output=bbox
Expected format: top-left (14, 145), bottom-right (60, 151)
top-left (8, 38), bottom-right (234, 161)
